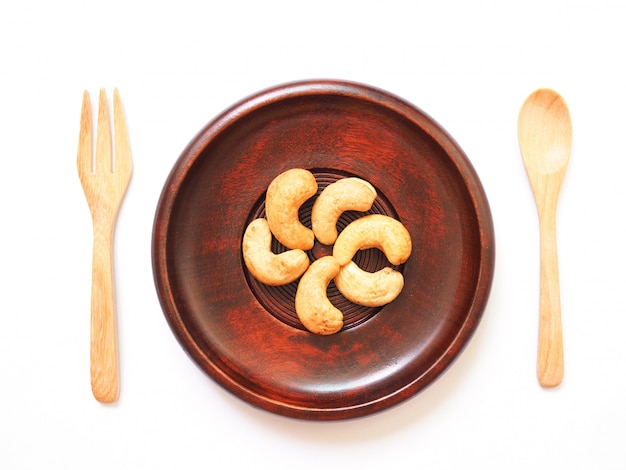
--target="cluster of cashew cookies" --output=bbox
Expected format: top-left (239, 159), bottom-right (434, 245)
top-left (242, 168), bottom-right (412, 335)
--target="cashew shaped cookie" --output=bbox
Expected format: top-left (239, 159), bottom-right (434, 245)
top-left (333, 214), bottom-right (412, 266)
top-left (335, 261), bottom-right (404, 307)
top-left (265, 168), bottom-right (317, 250)
top-left (243, 218), bottom-right (310, 286)
top-left (311, 177), bottom-right (378, 245)
top-left (295, 256), bottom-right (343, 335)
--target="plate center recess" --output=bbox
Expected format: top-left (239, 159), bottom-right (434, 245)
top-left (243, 168), bottom-right (403, 332)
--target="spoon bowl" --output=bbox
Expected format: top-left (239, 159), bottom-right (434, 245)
top-left (518, 88), bottom-right (572, 387)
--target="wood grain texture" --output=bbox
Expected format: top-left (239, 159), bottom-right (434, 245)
top-left (152, 80), bottom-right (495, 419)
top-left (78, 89), bottom-right (132, 402)
top-left (518, 88), bottom-right (572, 388)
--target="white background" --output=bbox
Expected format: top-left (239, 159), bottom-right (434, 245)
top-left (1, 1), bottom-right (625, 468)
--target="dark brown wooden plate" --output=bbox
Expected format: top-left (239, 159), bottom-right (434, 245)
top-left (152, 80), bottom-right (495, 420)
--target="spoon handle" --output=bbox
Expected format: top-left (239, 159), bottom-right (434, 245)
top-left (537, 209), bottom-right (564, 387)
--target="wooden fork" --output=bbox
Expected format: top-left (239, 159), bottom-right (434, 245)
top-left (77, 89), bottom-right (132, 402)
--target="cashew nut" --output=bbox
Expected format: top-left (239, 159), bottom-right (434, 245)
top-left (265, 168), bottom-right (317, 250)
top-left (335, 261), bottom-right (404, 307)
top-left (311, 177), bottom-right (377, 245)
top-left (333, 214), bottom-right (412, 266)
top-left (295, 256), bottom-right (343, 335)
top-left (242, 218), bottom-right (310, 286)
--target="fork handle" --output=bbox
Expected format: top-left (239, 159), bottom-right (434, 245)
top-left (89, 218), bottom-right (120, 403)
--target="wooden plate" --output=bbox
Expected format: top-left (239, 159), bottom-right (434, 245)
top-left (152, 80), bottom-right (495, 420)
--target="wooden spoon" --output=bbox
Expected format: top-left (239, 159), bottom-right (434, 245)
top-left (518, 88), bottom-right (572, 387)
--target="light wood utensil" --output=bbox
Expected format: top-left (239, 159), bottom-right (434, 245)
top-left (518, 88), bottom-right (572, 388)
top-left (77, 89), bottom-right (132, 402)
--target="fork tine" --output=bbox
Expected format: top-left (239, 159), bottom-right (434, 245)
top-left (77, 90), bottom-right (92, 176)
top-left (113, 88), bottom-right (132, 178)
top-left (96, 88), bottom-right (112, 173)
